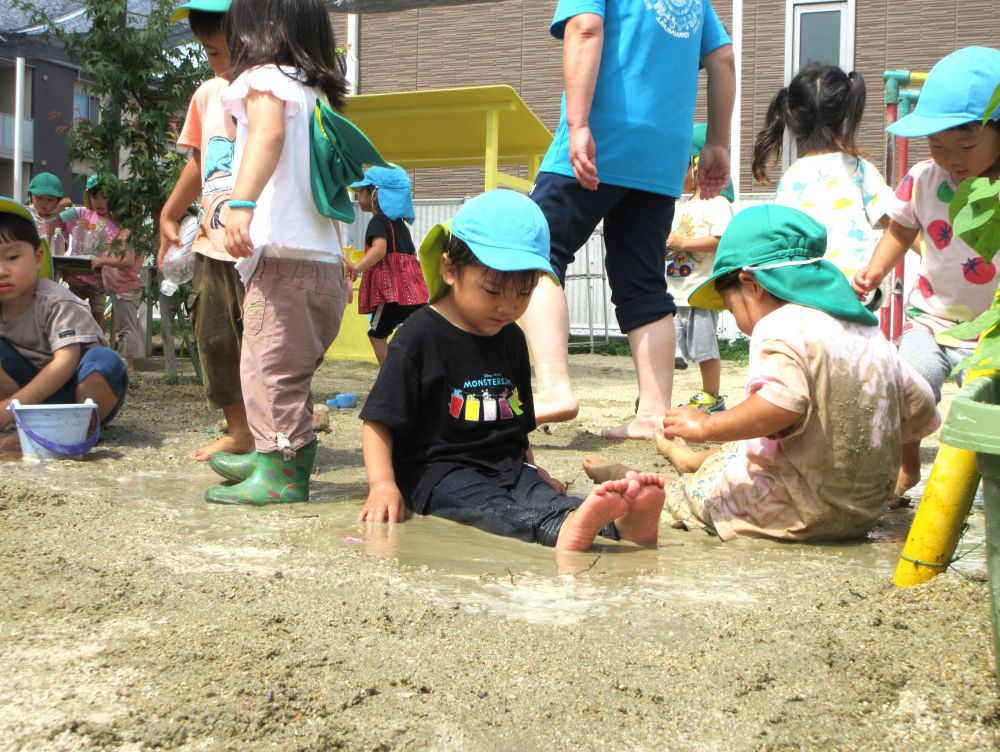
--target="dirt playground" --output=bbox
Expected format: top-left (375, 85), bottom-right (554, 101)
top-left (1, 353), bottom-right (998, 751)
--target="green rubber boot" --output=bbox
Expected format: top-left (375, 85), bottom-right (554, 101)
top-left (205, 439), bottom-right (317, 506)
top-left (209, 451), bottom-right (258, 482)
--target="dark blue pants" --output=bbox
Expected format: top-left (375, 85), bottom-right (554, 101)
top-left (0, 339), bottom-right (128, 424)
top-left (530, 172), bottom-right (677, 333)
top-left (424, 464), bottom-right (619, 547)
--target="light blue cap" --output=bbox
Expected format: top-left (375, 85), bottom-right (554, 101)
top-left (887, 46), bottom-right (1000, 137)
top-left (349, 165), bottom-right (415, 223)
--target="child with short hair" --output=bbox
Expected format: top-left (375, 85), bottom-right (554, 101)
top-left (588, 206), bottom-right (940, 542)
top-left (348, 165), bottom-right (428, 366)
top-left (854, 46), bottom-right (1000, 493)
top-left (753, 64), bottom-right (900, 301)
top-left (25, 172), bottom-right (66, 240)
top-left (0, 197), bottom-right (128, 453)
top-left (358, 190), bottom-right (665, 551)
top-left (666, 124), bottom-right (734, 414)
top-left (159, 0), bottom-right (252, 462)
top-left (201, 0), bottom-right (352, 505)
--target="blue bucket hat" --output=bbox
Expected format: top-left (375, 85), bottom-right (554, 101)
top-left (349, 165), bottom-right (415, 223)
top-left (887, 46), bottom-right (1000, 137)
top-left (418, 190), bottom-right (557, 304)
top-left (689, 205), bottom-right (878, 327)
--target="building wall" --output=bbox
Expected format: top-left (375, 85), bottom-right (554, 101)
top-left (29, 59), bottom-right (76, 189)
top-left (343, 0), bottom-right (999, 199)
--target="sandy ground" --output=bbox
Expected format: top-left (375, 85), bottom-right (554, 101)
top-left (1, 352), bottom-right (998, 751)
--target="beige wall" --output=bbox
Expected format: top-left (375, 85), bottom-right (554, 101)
top-left (339, 0), bottom-right (1000, 199)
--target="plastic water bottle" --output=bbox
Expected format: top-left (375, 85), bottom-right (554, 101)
top-left (159, 216), bottom-right (198, 296)
top-left (92, 220), bottom-right (109, 257)
top-left (50, 228), bottom-right (66, 256)
top-left (70, 222), bottom-right (87, 256)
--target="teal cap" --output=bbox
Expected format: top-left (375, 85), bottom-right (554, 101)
top-left (689, 205), bottom-right (878, 327)
top-left (171, 0), bottom-right (230, 23)
top-left (26, 172), bottom-right (64, 199)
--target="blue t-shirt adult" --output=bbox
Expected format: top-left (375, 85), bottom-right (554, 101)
top-left (539, 0), bottom-right (731, 198)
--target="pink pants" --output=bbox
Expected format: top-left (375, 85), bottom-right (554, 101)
top-left (240, 256), bottom-right (348, 453)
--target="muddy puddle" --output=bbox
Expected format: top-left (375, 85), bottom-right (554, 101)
top-left (12, 456), bottom-right (987, 631)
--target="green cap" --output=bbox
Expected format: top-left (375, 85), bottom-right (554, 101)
top-left (26, 172), bottom-right (64, 199)
top-left (170, 0), bottom-right (230, 23)
top-left (690, 124), bottom-right (735, 202)
top-left (689, 205), bottom-right (878, 327)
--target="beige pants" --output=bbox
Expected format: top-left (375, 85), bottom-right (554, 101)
top-left (111, 290), bottom-right (142, 359)
top-left (241, 256), bottom-right (348, 453)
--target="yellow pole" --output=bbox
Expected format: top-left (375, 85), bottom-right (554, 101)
top-left (894, 304), bottom-right (998, 587)
top-left (484, 108), bottom-right (500, 192)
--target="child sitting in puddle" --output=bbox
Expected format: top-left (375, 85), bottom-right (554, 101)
top-left (587, 205), bottom-right (939, 542)
top-left (0, 197), bottom-right (128, 452)
top-left (358, 190), bottom-right (665, 550)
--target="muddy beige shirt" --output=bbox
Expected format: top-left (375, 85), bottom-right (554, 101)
top-left (707, 304), bottom-right (940, 542)
top-left (0, 279), bottom-right (109, 370)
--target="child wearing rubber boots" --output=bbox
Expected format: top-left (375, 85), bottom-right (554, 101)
top-left (854, 46), bottom-right (1000, 496)
top-left (358, 191), bottom-right (665, 551)
top-left (0, 197), bottom-right (128, 454)
top-left (653, 206), bottom-right (940, 542)
top-left (667, 124), bottom-right (734, 415)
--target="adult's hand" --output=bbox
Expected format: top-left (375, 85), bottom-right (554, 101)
top-left (569, 125), bottom-right (599, 190)
top-left (697, 143), bottom-right (730, 199)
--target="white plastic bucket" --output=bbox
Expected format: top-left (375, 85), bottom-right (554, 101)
top-left (7, 399), bottom-right (100, 461)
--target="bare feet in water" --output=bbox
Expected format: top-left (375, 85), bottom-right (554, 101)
top-left (190, 431), bottom-right (255, 463)
top-left (555, 472), bottom-right (665, 550)
top-left (599, 413), bottom-right (663, 441)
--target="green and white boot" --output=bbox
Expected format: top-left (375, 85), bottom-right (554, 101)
top-left (205, 439), bottom-right (317, 506)
top-left (209, 451), bottom-right (258, 482)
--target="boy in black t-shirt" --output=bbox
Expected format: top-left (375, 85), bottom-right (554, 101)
top-left (358, 190), bottom-right (664, 550)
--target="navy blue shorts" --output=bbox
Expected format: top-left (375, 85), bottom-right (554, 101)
top-left (530, 172), bottom-right (677, 333)
top-left (0, 339), bottom-right (129, 424)
top-left (424, 464), bottom-right (619, 547)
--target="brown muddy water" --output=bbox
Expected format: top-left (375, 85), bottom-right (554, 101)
top-left (1, 355), bottom-right (998, 750)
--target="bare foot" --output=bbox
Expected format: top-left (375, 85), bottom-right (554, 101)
top-left (555, 478), bottom-right (631, 551)
top-left (534, 387), bottom-right (580, 425)
top-left (613, 471), bottom-right (665, 545)
top-left (600, 413), bottom-right (662, 441)
top-left (652, 430), bottom-right (702, 474)
top-left (190, 432), bottom-right (255, 463)
top-left (894, 466), bottom-right (920, 499)
top-left (582, 454), bottom-right (630, 483)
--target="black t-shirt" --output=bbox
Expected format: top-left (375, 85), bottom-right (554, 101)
top-left (359, 306), bottom-right (535, 513)
top-left (365, 214), bottom-right (416, 255)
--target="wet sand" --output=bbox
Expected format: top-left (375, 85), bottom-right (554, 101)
top-left (1, 353), bottom-right (997, 750)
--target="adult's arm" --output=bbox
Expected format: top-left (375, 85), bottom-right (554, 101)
top-left (698, 44), bottom-right (736, 199)
top-left (563, 12), bottom-right (604, 191)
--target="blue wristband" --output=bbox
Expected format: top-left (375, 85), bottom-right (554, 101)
top-left (227, 199), bottom-right (257, 209)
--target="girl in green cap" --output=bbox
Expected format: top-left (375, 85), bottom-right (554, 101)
top-left (588, 206), bottom-right (941, 543)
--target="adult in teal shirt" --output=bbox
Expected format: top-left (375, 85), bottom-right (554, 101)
top-left (525, 0), bottom-right (735, 440)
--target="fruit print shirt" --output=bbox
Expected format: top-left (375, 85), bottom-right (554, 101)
top-left (776, 153), bottom-right (901, 278)
top-left (891, 160), bottom-right (999, 346)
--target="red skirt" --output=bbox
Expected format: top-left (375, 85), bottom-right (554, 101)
top-left (358, 253), bottom-right (429, 314)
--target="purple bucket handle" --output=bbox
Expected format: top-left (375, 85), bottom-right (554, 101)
top-left (8, 402), bottom-right (101, 457)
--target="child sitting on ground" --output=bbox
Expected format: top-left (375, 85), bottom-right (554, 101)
top-left (587, 205), bottom-right (939, 542)
top-left (666, 124), bottom-right (734, 414)
top-left (0, 197), bottom-right (128, 453)
top-left (348, 165), bottom-right (428, 366)
top-left (358, 190), bottom-right (665, 551)
top-left (854, 46), bottom-right (1000, 494)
